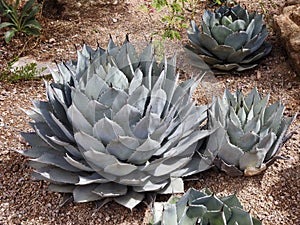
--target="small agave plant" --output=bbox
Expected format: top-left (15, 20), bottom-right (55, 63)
top-left (151, 188), bottom-right (262, 225)
top-left (203, 87), bottom-right (295, 176)
top-left (185, 4), bottom-right (272, 72)
top-left (18, 36), bottom-right (214, 209)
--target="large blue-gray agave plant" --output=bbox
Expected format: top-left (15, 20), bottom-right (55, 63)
top-left (18, 36), bottom-right (214, 209)
top-left (203, 88), bottom-right (295, 176)
top-left (185, 4), bottom-right (272, 72)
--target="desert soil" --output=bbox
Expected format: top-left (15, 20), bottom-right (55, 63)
top-left (0, 0), bottom-right (299, 224)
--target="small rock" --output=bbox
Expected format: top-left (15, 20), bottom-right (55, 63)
top-left (112, 18), bottom-right (118, 23)
top-left (48, 38), bottom-right (56, 44)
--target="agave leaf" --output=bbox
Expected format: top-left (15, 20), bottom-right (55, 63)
top-left (67, 104), bottom-right (93, 135)
top-left (245, 19), bottom-right (255, 41)
top-left (202, 10), bottom-right (212, 30)
top-left (85, 74), bottom-right (109, 100)
top-left (162, 204), bottom-right (177, 225)
top-left (127, 85), bottom-right (149, 113)
top-left (209, 12), bottom-right (220, 28)
top-left (128, 136), bottom-right (160, 165)
top-left (113, 104), bottom-right (141, 136)
top-left (64, 153), bottom-right (94, 172)
top-left (93, 183), bottom-right (127, 197)
top-left (244, 87), bottom-right (261, 110)
top-left (34, 167), bottom-right (79, 184)
top-left (214, 158), bottom-right (244, 176)
top-left (47, 136), bottom-right (82, 158)
top-left (228, 107), bottom-right (242, 128)
top-left (224, 32), bottom-right (248, 50)
top-left (221, 15), bottom-right (232, 27)
top-left (192, 195), bottom-right (223, 211)
top-left (98, 88), bottom-right (128, 113)
top-left (201, 56), bottom-right (224, 68)
top-left (239, 133), bottom-right (276, 170)
top-left (242, 42), bottom-right (272, 65)
top-left (77, 173), bottom-right (109, 185)
top-left (237, 131), bottom-right (260, 151)
top-left (252, 14), bottom-right (264, 37)
top-left (49, 112), bottom-right (74, 141)
top-left (128, 68), bottom-right (143, 95)
top-left (48, 184), bottom-right (74, 193)
top-left (16, 146), bottom-right (57, 158)
top-left (105, 67), bottom-right (129, 90)
top-left (218, 135), bottom-right (244, 166)
top-left (93, 117), bottom-right (125, 145)
top-left (82, 44), bottom-right (95, 58)
top-left (174, 151), bottom-right (213, 177)
top-left (236, 64), bottom-right (258, 71)
top-left (266, 116), bottom-right (295, 161)
top-left (33, 99), bottom-right (73, 143)
top-left (204, 210), bottom-right (226, 225)
top-left (228, 207), bottom-right (254, 225)
top-left (220, 194), bottom-right (243, 209)
top-left (115, 40), bottom-right (138, 79)
top-left (73, 184), bottom-right (102, 202)
top-left (162, 178), bottom-right (185, 195)
top-left (226, 119), bottom-right (244, 146)
top-left (74, 131), bottom-right (106, 153)
top-left (244, 26), bottom-right (268, 53)
top-left (212, 63), bottom-right (240, 71)
top-left (148, 88), bottom-right (167, 117)
top-left (198, 33), bottom-right (218, 52)
top-left (133, 113), bottom-right (161, 139)
top-left (228, 19), bottom-right (246, 32)
top-left (106, 160), bottom-right (138, 177)
top-left (244, 115), bottom-right (261, 134)
top-left (134, 179), bottom-right (169, 192)
top-left (114, 191), bottom-right (144, 210)
top-left (107, 136), bottom-right (139, 161)
top-left (183, 47), bottom-right (211, 72)
top-left (147, 156), bottom-right (191, 177)
top-left (31, 152), bottom-right (81, 172)
top-left (232, 5), bottom-right (249, 25)
top-left (83, 148), bottom-right (117, 170)
top-left (183, 205), bottom-right (207, 224)
top-left (188, 21), bottom-right (201, 44)
top-left (211, 25), bottom-right (233, 45)
top-left (46, 83), bottom-right (69, 123)
top-left (75, 50), bottom-right (89, 83)
top-left (211, 45), bottom-right (235, 61)
top-left (227, 48), bottom-right (251, 63)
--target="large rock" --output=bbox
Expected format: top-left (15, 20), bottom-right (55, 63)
top-left (274, 2), bottom-right (300, 75)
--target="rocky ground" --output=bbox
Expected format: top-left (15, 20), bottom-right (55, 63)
top-left (0, 0), bottom-right (299, 224)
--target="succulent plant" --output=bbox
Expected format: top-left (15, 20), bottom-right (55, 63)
top-left (203, 87), bottom-right (295, 176)
top-left (185, 4), bottom-right (272, 72)
top-left (151, 187), bottom-right (262, 225)
top-left (18, 36), bottom-right (214, 209)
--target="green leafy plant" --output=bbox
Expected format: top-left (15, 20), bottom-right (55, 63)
top-left (202, 88), bottom-right (295, 176)
top-left (151, 187), bottom-right (262, 225)
top-left (0, 58), bottom-right (46, 82)
top-left (0, 0), bottom-right (42, 43)
top-left (142, 0), bottom-right (199, 40)
top-left (17, 36), bottom-right (214, 209)
top-left (185, 4), bottom-right (272, 72)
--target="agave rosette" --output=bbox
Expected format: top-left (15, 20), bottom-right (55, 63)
top-left (151, 188), bottom-right (262, 225)
top-left (185, 4), bottom-right (272, 72)
top-left (203, 88), bottom-right (295, 176)
top-left (19, 37), bottom-right (214, 209)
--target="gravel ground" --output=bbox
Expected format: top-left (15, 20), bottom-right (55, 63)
top-left (0, 0), bottom-right (299, 224)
